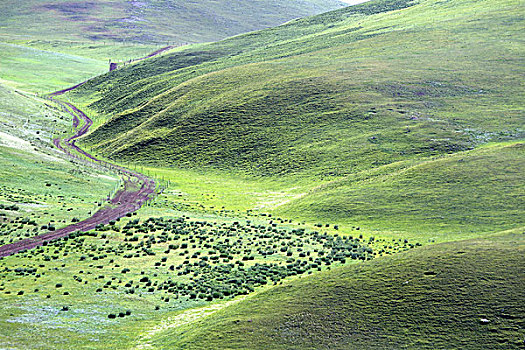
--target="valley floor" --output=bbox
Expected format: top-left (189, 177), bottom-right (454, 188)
top-left (0, 0), bottom-right (523, 346)
top-left (0, 83), bottom-right (522, 349)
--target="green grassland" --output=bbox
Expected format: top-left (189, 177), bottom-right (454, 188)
top-left (0, 0), bottom-right (523, 348)
top-left (10, 40), bottom-right (162, 62)
top-left (279, 141), bottom-right (525, 241)
top-left (0, 82), bottom-right (118, 245)
top-left (0, 42), bottom-right (108, 93)
top-left (0, 65), bottom-right (402, 349)
top-left (1, 211), bottom-right (408, 349)
top-left (70, 0), bottom-right (523, 180)
top-left (49, 0), bottom-right (523, 346)
top-left (0, 41), bottom-right (173, 94)
top-left (0, 0), bottom-right (347, 93)
top-left (100, 164), bottom-right (311, 218)
top-left (0, 78), bottom-right (421, 348)
top-left (151, 231), bottom-right (525, 349)
top-left (0, 0), bottom-right (345, 45)
top-left (0, 144), bottom-right (118, 245)
top-left (96, 139), bottom-right (523, 244)
top-left (66, 0), bottom-right (524, 240)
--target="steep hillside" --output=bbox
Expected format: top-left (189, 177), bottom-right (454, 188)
top-left (71, 0), bottom-right (523, 179)
top-left (0, 0), bottom-right (345, 45)
top-left (147, 232), bottom-right (525, 349)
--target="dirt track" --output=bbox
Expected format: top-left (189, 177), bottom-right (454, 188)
top-left (0, 48), bottom-right (174, 258)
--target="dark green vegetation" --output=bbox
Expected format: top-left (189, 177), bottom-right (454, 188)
top-left (156, 232), bottom-right (525, 349)
top-left (0, 213), bottom-right (408, 348)
top-left (0, 0), bottom-right (345, 45)
top-left (1, 215), bottom-right (376, 303)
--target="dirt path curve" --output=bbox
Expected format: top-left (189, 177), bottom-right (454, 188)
top-left (0, 47), bottom-right (173, 258)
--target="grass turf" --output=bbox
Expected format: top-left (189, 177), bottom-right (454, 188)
top-left (0, 0), bottom-right (346, 45)
top-left (150, 231), bottom-right (525, 349)
top-left (68, 0), bottom-right (523, 181)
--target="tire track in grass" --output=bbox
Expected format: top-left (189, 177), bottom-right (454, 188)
top-left (0, 91), bottom-right (156, 257)
top-left (0, 46), bottom-right (175, 258)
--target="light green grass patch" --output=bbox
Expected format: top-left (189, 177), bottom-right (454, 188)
top-left (0, 42), bottom-right (107, 93)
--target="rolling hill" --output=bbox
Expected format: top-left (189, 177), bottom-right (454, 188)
top-left (0, 0), bottom-right (348, 90)
top-left (65, 0), bottom-right (524, 238)
top-left (0, 0), bottom-right (523, 348)
top-left (279, 141), bottom-right (525, 240)
top-left (151, 232), bottom-right (525, 349)
top-left (70, 0), bottom-right (523, 179)
top-left (0, 0), bottom-right (346, 45)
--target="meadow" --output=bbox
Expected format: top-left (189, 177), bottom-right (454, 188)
top-left (0, 43), bottom-right (107, 93)
top-left (0, 0), bottom-right (345, 46)
top-left (0, 0), bottom-right (523, 348)
top-left (1, 210), bottom-right (408, 348)
top-left (161, 231), bottom-right (524, 349)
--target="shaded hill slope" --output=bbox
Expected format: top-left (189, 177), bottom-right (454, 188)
top-left (71, 0), bottom-right (523, 178)
top-left (147, 232), bottom-right (525, 349)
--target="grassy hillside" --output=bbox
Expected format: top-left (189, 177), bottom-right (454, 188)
top-left (148, 232), bottom-right (525, 349)
top-left (70, 0), bottom-right (523, 180)
top-left (0, 0), bottom-right (345, 45)
top-left (279, 142), bottom-right (525, 240)
top-left (1, 0), bottom-right (348, 90)
top-left (0, 42), bottom-right (109, 93)
top-left (0, 0), bottom-right (522, 347)
top-left (0, 82), bottom-right (118, 245)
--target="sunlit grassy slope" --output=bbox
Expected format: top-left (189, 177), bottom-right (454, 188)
top-left (72, 0), bottom-right (523, 179)
top-left (278, 142), bottom-right (525, 240)
top-left (149, 232), bottom-right (525, 349)
top-left (1, 0), bottom-right (347, 91)
top-left (0, 42), bottom-right (107, 93)
top-left (0, 0), bottom-right (345, 45)
top-left (0, 82), bottom-right (118, 244)
top-left (66, 0), bottom-right (524, 240)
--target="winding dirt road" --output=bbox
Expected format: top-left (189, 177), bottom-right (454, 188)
top-left (0, 47), bottom-right (173, 258)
